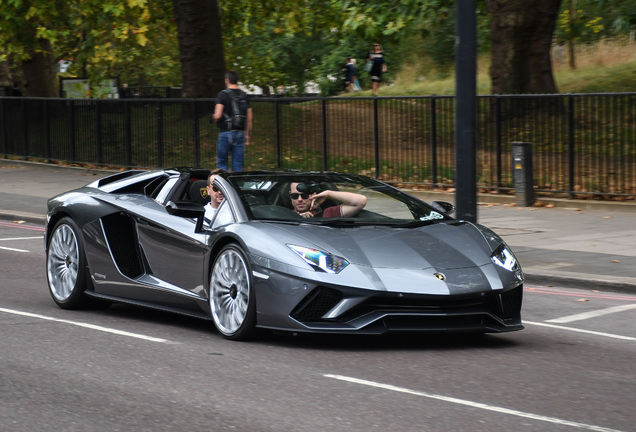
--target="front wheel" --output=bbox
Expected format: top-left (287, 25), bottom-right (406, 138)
top-left (46, 217), bottom-right (92, 309)
top-left (209, 244), bottom-right (256, 340)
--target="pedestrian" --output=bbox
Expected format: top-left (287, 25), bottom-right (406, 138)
top-left (212, 70), bottom-right (253, 172)
top-left (343, 57), bottom-right (357, 93)
top-left (365, 43), bottom-right (387, 96)
top-left (351, 59), bottom-right (362, 91)
top-left (120, 83), bottom-right (131, 98)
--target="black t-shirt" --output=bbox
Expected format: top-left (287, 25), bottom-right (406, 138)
top-left (215, 88), bottom-right (250, 132)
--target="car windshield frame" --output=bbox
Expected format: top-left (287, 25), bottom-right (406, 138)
top-left (223, 172), bottom-right (453, 226)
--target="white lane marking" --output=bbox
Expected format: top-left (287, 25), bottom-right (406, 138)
top-left (525, 320), bottom-right (636, 341)
top-left (0, 236), bottom-right (43, 241)
top-left (0, 307), bottom-right (169, 343)
top-left (324, 374), bottom-right (624, 432)
top-left (547, 304), bottom-right (636, 324)
top-left (0, 245), bottom-right (29, 253)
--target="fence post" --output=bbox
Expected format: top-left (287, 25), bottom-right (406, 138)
top-left (495, 96), bottom-right (502, 191)
top-left (275, 99), bottom-right (281, 169)
top-left (321, 98), bottom-right (327, 171)
top-left (22, 99), bottom-right (28, 159)
top-left (96, 101), bottom-right (103, 165)
top-left (124, 101), bottom-right (132, 167)
top-left (156, 101), bottom-right (163, 168)
top-left (192, 100), bottom-right (200, 167)
top-left (44, 99), bottom-right (51, 162)
top-left (373, 97), bottom-right (379, 178)
top-left (68, 101), bottom-right (76, 163)
top-left (0, 98), bottom-right (6, 158)
top-left (567, 94), bottom-right (575, 199)
top-left (511, 142), bottom-right (534, 206)
top-left (430, 97), bottom-right (437, 187)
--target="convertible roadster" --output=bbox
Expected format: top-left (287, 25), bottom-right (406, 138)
top-left (45, 168), bottom-right (524, 340)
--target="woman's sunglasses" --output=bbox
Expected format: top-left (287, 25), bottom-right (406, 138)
top-left (289, 192), bottom-right (309, 200)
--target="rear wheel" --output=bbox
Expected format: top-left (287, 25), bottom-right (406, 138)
top-left (46, 217), bottom-right (93, 309)
top-left (209, 244), bottom-right (256, 340)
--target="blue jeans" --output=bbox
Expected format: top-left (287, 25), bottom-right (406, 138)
top-left (217, 130), bottom-right (245, 172)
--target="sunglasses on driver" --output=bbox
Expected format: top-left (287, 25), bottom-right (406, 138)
top-left (289, 192), bottom-right (310, 200)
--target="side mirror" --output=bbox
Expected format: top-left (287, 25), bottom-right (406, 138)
top-left (431, 201), bottom-right (455, 215)
top-left (166, 201), bottom-right (206, 232)
top-left (166, 200), bottom-right (205, 217)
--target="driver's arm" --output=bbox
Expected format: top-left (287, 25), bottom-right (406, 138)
top-left (313, 190), bottom-right (367, 217)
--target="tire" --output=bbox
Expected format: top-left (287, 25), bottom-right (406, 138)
top-left (46, 217), bottom-right (93, 309)
top-left (209, 244), bottom-right (256, 340)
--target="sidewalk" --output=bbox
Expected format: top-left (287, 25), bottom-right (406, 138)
top-left (2, 159), bottom-right (635, 293)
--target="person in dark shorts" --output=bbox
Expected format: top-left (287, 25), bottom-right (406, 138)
top-left (365, 43), bottom-right (387, 96)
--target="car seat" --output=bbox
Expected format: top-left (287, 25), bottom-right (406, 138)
top-left (188, 180), bottom-right (209, 205)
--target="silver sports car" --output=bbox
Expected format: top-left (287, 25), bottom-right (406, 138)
top-left (45, 168), bottom-right (524, 340)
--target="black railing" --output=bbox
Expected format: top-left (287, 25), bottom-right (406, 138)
top-left (1, 93), bottom-right (635, 198)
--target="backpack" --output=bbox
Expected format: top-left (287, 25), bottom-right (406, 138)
top-left (223, 89), bottom-right (249, 130)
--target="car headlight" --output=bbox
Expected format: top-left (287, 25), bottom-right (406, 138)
top-left (491, 244), bottom-right (518, 271)
top-left (287, 245), bottom-right (349, 274)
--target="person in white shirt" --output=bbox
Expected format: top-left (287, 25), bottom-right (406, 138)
top-left (204, 168), bottom-right (227, 225)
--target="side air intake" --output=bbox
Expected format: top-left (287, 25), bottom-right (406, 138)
top-left (101, 213), bottom-right (144, 279)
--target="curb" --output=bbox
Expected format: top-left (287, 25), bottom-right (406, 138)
top-left (523, 272), bottom-right (636, 295)
top-left (0, 210), bottom-right (46, 225)
top-left (0, 158), bottom-right (119, 176)
top-left (408, 190), bottom-right (636, 213)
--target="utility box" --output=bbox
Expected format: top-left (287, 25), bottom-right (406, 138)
top-left (511, 142), bottom-right (535, 207)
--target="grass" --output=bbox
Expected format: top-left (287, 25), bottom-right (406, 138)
top-left (370, 38), bottom-right (636, 96)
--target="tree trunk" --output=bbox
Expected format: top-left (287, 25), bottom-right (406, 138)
top-left (172, 0), bottom-right (226, 98)
top-left (20, 39), bottom-right (58, 97)
top-left (488, 0), bottom-right (561, 94)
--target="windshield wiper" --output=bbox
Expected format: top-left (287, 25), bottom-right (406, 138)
top-left (311, 219), bottom-right (402, 227)
top-left (396, 219), bottom-right (442, 228)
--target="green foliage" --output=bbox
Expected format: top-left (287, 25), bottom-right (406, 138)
top-left (555, 0), bottom-right (636, 44)
top-left (220, 0), bottom-right (344, 94)
top-left (2, 0), bottom-right (634, 96)
top-left (0, 0), bottom-right (178, 89)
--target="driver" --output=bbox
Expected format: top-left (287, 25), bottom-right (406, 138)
top-left (289, 182), bottom-right (367, 218)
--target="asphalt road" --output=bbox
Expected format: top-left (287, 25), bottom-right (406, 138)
top-left (1, 220), bottom-right (635, 432)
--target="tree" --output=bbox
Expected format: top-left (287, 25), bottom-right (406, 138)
top-left (0, 0), bottom-right (156, 97)
top-left (0, 0), bottom-right (61, 96)
top-left (487, 0), bottom-right (562, 94)
top-left (219, 0), bottom-right (343, 94)
top-left (172, 0), bottom-right (226, 97)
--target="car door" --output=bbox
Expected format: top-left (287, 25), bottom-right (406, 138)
top-left (92, 187), bottom-right (210, 312)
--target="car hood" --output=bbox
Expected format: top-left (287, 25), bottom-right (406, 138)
top-left (250, 221), bottom-right (518, 295)
top-left (271, 221), bottom-right (494, 270)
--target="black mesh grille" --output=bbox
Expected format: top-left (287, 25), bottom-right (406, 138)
top-left (102, 213), bottom-right (143, 278)
top-left (290, 285), bottom-right (523, 332)
top-left (499, 285), bottom-right (523, 319)
top-left (291, 287), bottom-right (343, 322)
top-left (332, 287), bottom-right (522, 324)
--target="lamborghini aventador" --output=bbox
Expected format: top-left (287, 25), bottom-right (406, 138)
top-left (45, 168), bottom-right (524, 340)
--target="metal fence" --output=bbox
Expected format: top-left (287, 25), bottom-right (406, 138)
top-left (1, 93), bottom-right (635, 199)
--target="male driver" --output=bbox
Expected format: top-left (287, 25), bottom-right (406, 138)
top-left (289, 182), bottom-right (367, 218)
top-left (204, 168), bottom-right (227, 225)
top-left (212, 70), bottom-right (252, 172)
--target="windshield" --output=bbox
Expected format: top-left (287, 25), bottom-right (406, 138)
top-left (225, 172), bottom-right (452, 226)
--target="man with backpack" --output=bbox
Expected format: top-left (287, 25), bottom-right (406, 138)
top-left (212, 70), bottom-right (252, 171)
